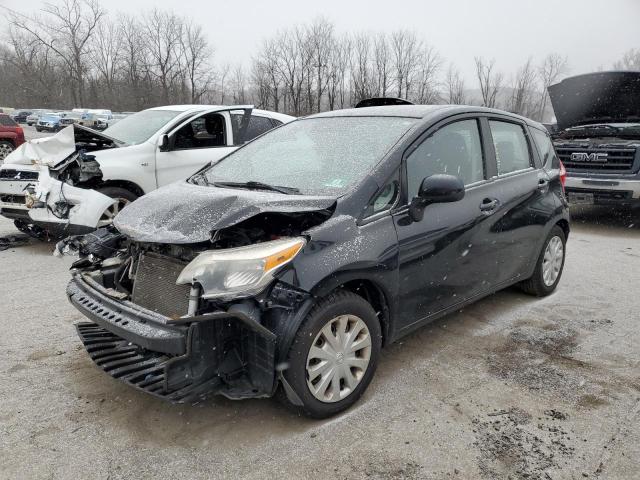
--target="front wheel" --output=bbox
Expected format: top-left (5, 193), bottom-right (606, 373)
top-left (0, 141), bottom-right (15, 162)
top-left (520, 225), bottom-right (566, 296)
top-left (96, 187), bottom-right (138, 227)
top-left (279, 290), bottom-right (382, 418)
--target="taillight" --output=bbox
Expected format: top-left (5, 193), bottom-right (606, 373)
top-left (559, 160), bottom-right (566, 190)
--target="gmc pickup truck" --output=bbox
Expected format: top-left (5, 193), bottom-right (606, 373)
top-left (549, 71), bottom-right (640, 206)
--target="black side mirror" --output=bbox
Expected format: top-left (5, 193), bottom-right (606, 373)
top-left (159, 134), bottom-right (171, 152)
top-left (409, 174), bottom-right (465, 222)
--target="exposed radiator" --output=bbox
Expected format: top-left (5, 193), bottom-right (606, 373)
top-left (131, 252), bottom-right (191, 319)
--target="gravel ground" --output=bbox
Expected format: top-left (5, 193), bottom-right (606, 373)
top-left (0, 210), bottom-right (640, 480)
top-left (1, 134), bottom-right (639, 479)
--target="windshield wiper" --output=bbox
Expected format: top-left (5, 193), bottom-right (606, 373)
top-left (213, 181), bottom-right (300, 195)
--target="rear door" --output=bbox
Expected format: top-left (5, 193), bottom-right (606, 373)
top-left (155, 108), bottom-right (252, 186)
top-left (483, 116), bottom-right (555, 285)
top-left (392, 115), bottom-right (501, 331)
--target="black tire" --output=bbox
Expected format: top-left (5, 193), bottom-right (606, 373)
top-left (520, 225), bottom-right (566, 297)
top-left (35, 127), bottom-right (42, 132)
top-left (0, 140), bottom-right (15, 162)
top-left (279, 290), bottom-right (382, 419)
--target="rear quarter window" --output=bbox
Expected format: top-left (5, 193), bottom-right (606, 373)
top-left (531, 128), bottom-right (560, 170)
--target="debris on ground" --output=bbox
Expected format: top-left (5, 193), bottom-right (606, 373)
top-left (0, 233), bottom-right (30, 251)
top-left (473, 407), bottom-right (575, 479)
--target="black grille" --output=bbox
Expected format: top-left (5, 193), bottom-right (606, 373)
top-left (131, 253), bottom-right (190, 319)
top-left (76, 322), bottom-right (216, 402)
top-left (556, 147), bottom-right (637, 172)
top-left (0, 194), bottom-right (25, 204)
top-left (0, 169), bottom-right (39, 180)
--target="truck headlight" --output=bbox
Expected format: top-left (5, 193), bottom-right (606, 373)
top-left (176, 237), bottom-right (305, 300)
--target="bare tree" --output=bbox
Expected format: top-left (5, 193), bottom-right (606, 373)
top-left (9, 0), bottom-right (106, 105)
top-left (306, 17), bottom-right (334, 113)
top-left (230, 64), bottom-right (247, 104)
top-left (391, 30), bottom-right (421, 99)
top-left (350, 33), bottom-right (374, 103)
top-left (445, 64), bottom-right (466, 104)
top-left (372, 33), bottom-right (391, 97)
top-left (326, 34), bottom-right (351, 110)
top-left (507, 57), bottom-right (538, 117)
top-left (475, 56), bottom-right (503, 108)
top-left (143, 9), bottom-right (184, 103)
top-left (536, 53), bottom-right (568, 121)
top-left (412, 45), bottom-right (442, 104)
top-left (89, 17), bottom-right (122, 104)
top-left (273, 28), bottom-right (309, 116)
top-left (614, 48), bottom-right (640, 70)
top-left (181, 20), bottom-right (213, 103)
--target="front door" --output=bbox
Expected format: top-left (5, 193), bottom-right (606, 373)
top-left (392, 116), bottom-right (502, 332)
top-left (155, 111), bottom-right (238, 187)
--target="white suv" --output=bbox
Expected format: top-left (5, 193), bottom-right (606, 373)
top-left (0, 105), bottom-right (294, 236)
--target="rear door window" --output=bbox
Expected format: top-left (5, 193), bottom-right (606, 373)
top-left (489, 120), bottom-right (532, 175)
top-left (231, 114), bottom-right (275, 144)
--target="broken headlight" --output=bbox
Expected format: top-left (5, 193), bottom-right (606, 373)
top-left (176, 237), bottom-right (305, 300)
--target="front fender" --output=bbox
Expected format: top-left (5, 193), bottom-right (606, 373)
top-left (94, 142), bottom-right (156, 193)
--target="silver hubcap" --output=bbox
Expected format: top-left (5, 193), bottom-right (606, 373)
top-left (98, 197), bottom-right (130, 226)
top-left (0, 143), bottom-right (14, 161)
top-left (306, 314), bottom-right (372, 403)
top-left (542, 235), bottom-right (564, 286)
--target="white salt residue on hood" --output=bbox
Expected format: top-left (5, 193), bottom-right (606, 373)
top-left (4, 126), bottom-right (76, 166)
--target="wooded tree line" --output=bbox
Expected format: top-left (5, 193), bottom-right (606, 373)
top-left (0, 0), bottom-right (636, 121)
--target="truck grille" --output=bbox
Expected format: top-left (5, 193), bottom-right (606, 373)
top-left (0, 169), bottom-right (39, 180)
top-left (131, 253), bottom-right (190, 319)
top-left (556, 147), bottom-right (637, 172)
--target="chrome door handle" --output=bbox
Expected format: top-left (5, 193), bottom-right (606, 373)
top-left (140, 162), bottom-right (149, 166)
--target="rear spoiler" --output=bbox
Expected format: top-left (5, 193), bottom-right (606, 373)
top-left (355, 97), bottom-right (414, 108)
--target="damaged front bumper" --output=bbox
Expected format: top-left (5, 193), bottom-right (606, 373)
top-left (0, 126), bottom-right (118, 233)
top-left (67, 273), bottom-right (279, 402)
top-left (0, 164), bottom-right (115, 234)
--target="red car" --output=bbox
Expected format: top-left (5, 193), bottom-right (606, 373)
top-left (0, 114), bottom-right (26, 162)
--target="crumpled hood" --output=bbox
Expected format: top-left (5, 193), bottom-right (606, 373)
top-left (113, 181), bottom-right (337, 244)
top-left (3, 124), bottom-right (119, 167)
top-left (548, 71), bottom-right (640, 130)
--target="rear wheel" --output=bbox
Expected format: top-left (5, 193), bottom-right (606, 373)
top-left (96, 187), bottom-right (138, 227)
top-left (0, 141), bottom-right (15, 162)
top-left (520, 225), bottom-right (566, 296)
top-left (279, 290), bottom-right (381, 418)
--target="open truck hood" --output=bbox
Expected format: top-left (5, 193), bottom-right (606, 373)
top-left (113, 181), bottom-right (336, 244)
top-left (2, 124), bottom-right (120, 167)
top-left (548, 71), bottom-right (640, 131)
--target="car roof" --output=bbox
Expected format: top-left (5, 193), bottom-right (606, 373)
top-left (145, 105), bottom-right (295, 121)
top-left (308, 104), bottom-right (546, 130)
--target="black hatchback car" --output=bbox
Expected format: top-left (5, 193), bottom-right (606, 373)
top-left (64, 105), bottom-right (569, 418)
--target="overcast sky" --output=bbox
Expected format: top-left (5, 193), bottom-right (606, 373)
top-left (2, 0), bottom-right (639, 82)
